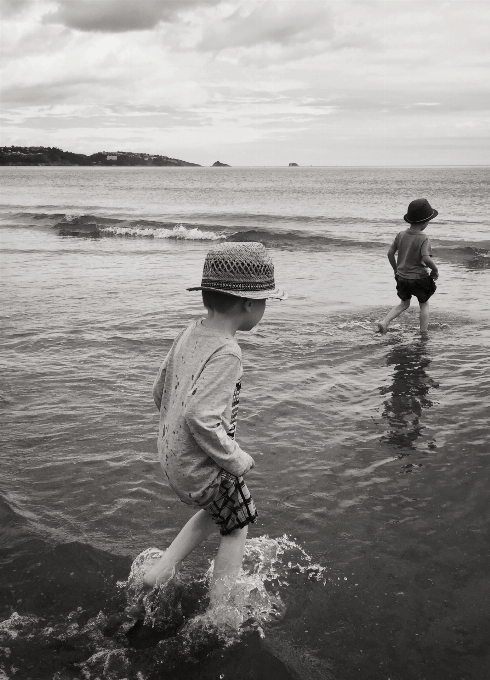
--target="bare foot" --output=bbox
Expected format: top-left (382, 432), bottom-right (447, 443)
top-left (377, 322), bottom-right (387, 334)
top-left (143, 560), bottom-right (178, 589)
top-left (125, 565), bottom-right (176, 620)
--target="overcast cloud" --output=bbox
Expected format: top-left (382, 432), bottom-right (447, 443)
top-left (1, 0), bottom-right (489, 165)
top-left (46, 0), bottom-right (222, 33)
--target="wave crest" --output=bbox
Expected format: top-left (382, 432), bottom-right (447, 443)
top-left (99, 224), bottom-right (222, 240)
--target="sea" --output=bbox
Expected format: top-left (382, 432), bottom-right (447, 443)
top-left (0, 166), bottom-right (489, 680)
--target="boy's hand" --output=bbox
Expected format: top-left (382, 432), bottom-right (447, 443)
top-left (432, 271), bottom-right (439, 280)
top-left (244, 454), bottom-right (255, 473)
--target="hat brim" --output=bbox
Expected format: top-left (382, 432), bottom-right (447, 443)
top-left (404, 209), bottom-right (438, 224)
top-left (187, 285), bottom-right (288, 301)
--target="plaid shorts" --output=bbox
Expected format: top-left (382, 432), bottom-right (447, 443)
top-left (204, 471), bottom-right (258, 536)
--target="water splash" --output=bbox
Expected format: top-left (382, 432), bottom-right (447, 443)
top-left (125, 534), bottom-right (326, 641)
top-left (0, 536), bottom-right (328, 679)
top-left (0, 612), bottom-right (40, 640)
top-left (337, 320), bottom-right (375, 331)
top-left (125, 547), bottom-right (162, 608)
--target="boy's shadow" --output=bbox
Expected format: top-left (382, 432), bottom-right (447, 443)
top-left (379, 340), bottom-right (439, 453)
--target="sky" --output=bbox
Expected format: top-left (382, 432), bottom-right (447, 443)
top-left (1, 0), bottom-right (489, 166)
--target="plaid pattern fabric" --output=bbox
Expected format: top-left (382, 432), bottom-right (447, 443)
top-left (205, 470), bottom-right (258, 536)
top-left (226, 380), bottom-right (241, 440)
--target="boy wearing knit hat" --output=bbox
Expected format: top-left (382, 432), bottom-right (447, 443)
top-left (378, 199), bottom-right (439, 335)
top-left (136, 242), bottom-right (286, 612)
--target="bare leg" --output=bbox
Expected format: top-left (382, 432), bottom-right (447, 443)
top-left (209, 525), bottom-right (248, 607)
top-left (143, 510), bottom-right (217, 587)
top-left (377, 299), bottom-right (410, 334)
top-left (419, 300), bottom-right (429, 333)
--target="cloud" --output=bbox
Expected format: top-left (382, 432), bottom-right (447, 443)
top-left (0, 0), bottom-right (33, 17)
top-left (46, 0), bottom-right (222, 33)
top-left (1, 0), bottom-right (489, 165)
top-left (11, 108), bottom-right (210, 130)
top-left (198, 1), bottom-right (333, 51)
top-left (2, 77), bottom-right (115, 107)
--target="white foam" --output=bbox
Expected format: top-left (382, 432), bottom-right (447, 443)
top-left (0, 612), bottom-right (39, 640)
top-left (99, 224), bottom-right (222, 240)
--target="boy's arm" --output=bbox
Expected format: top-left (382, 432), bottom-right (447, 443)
top-left (421, 238), bottom-right (439, 279)
top-left (153, 353), bottom-right (170, 411)
top-left (184, 353), bottom-right (255, 477)
top-left (421, 255), bottom-right (439, 279)
top-left (387, 243), bottom-right (397, 275)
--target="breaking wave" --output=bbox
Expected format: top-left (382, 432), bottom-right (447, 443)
top-left (1, 210), bottom-right (489, 266)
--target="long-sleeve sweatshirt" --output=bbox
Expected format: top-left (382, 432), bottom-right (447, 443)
top-left (153, 319), bottom-right (254, 507)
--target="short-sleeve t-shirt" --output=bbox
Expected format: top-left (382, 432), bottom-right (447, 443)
top-left (392, 229), bottom-right (432, 280)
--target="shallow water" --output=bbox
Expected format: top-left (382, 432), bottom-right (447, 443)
top-left (1, 167), bottom-right (489, 679)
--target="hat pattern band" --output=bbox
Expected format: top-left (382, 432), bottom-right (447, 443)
top-left (201, 277), bottom-right (275, 292)
top-left (407, 211), bottom-right (436, 223)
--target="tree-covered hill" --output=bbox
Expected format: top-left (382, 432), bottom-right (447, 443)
top-left (0, 146), bottom-right (200, 167)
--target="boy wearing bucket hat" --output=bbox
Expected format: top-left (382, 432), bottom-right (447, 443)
top-left (377, 199), bottom-right (439, 335)
top-left (140, 242), bottom-right (286, 610)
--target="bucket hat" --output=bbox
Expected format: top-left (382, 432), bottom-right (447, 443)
top-left (187, 242), bottom-right (287, 300)
top-left (404, 198), bottom-right (438, 224)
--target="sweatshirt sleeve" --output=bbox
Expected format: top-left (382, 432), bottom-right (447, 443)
top-left (153, 353), bottom-right (169, 411)
top-left (184, 352), bottom-right (253, 477)
top-left (421, 236), bottom-right (432, 258)
top-left (153, 328), bottom-right (188, 410)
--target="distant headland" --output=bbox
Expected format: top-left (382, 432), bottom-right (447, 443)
top-left (0, 146), bottom-right (200, 167)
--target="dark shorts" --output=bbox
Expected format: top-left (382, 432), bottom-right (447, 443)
top-left (204, 471), bottom-right (258, 536)
top-left (396, 274), bottom-right (437, 303)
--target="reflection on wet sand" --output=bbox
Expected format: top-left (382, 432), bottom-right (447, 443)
top-left (380, 340), bottom-right (439, 452)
